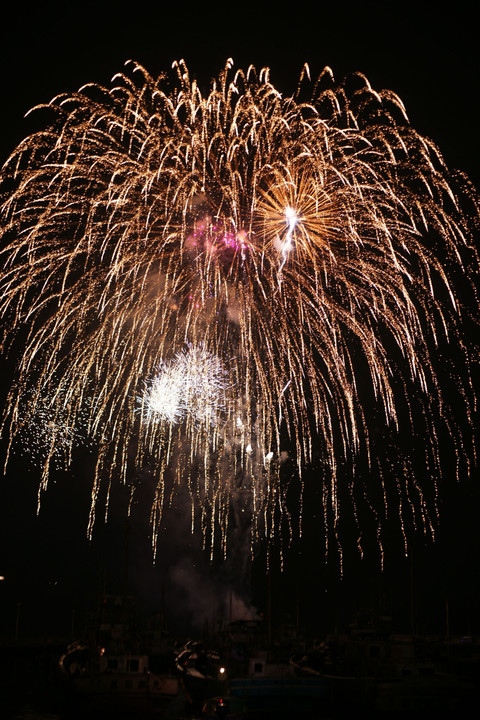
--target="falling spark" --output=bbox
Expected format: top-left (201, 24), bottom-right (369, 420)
top-left (0, 59), bottom-right (478, 562)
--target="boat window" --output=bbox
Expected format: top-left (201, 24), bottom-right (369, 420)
top-left (128, 658), bottom-right (139, 672)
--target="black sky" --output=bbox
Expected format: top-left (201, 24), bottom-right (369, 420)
top-left (0, 2), bottom-right (479, 639)
top-left (1, 3), bottom-right (479, 180)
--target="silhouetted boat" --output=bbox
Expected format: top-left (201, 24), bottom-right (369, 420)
top-left (60, 643), bottom-right (179, 711)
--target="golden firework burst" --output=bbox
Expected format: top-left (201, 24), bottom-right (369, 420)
top-left (0, 59), bottom-right (477, 565)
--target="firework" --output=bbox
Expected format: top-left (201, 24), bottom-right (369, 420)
top-left (141, 344), bottom-right (229, 427)
top-left (15, 388), bottom-right (85, 469)
top-left (0, 60), bottom-right (477, 563)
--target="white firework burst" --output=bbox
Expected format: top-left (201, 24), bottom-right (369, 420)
top-left (141, 345), bottom-right (229, 428)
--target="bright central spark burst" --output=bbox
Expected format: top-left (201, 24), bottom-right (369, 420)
top-left (0, 60), bottom-right (478, 565)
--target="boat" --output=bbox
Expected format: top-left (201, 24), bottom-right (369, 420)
top-left (228, 653), bottom-right (329, 714)
top-left (60, 642), bottom-right (179, 712)
top-left (174, 639), bottom-right (228, 705)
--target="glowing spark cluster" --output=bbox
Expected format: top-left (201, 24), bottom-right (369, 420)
top-left (0, 60), bottom-right (477, 563)
top-left (15, 388), bottom-right (88, 470)
top-left (141, 344), bottom-right (228, 427)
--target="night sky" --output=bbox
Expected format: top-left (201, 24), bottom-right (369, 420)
top-left (0, 3), bottom-right (479, 642)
